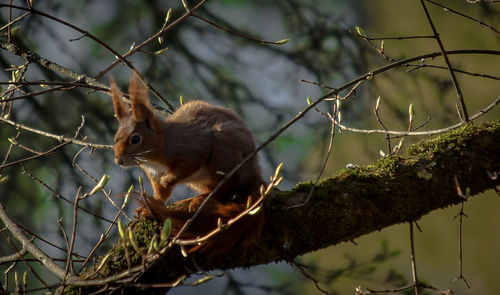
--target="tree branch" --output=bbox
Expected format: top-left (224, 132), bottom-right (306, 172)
top-left (70, 120), bottom-right (500, 294)
top-left (0, 203), bottom-right (78, 282)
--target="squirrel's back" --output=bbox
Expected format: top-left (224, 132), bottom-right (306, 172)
top-left (169, 100), bottom-right (247, 128)
top-left (167, 100), bottom-right (264, 202)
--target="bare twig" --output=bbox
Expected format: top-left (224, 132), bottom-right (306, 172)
top-left (94, 0), bottom-right (207, 83)
top-left (0, 41), bottom-right (106, 90)
top-left (14, 219), bottom-right (85, 260)
top-left (0, 11), bottom-right (29, 32)
top-left (192, 13), bottom-right (289, 45)
top-left (72, 146), bottom-right (132, 220)
top-left (56, 219), bottom-right (71, 270)
top-left (0, 132), bottom-right (18, 167)
top-left (64, 188), bottom-right (82, 280)
top-left (0, 248), bottom-right (27, 264)
top-left (288, 103), bottom-right (337, 209)
top-left (0, 203), bottom-right (77, 281)
top-left (0, 116), bottom-right (112, 149)
top-left (426, 0), bottom-right (500, 36)
top-left (294, 261), bottom-right (331, 295)
top-left (0, 141), bottom-right (70, 170)
top-left (0, 3), bottom-right (172, 110)
top-left (0, 115), bottom-right (92, 169)
top-left (335, 95), bottom-right (500, 136)
top-left (22, 166), bottom-right (115, 224)
top-left (452, 176), bottom-right (471, 289)
top-left (373, 96), bottom-right (392, 152)
top-left (409, 222), bottom-right (419, 295)
top-left (77, 196), bottom-right (128, 272)
top-left (0, 233), bottom-right (51, 290)
top-left (175, 166), bottom-right (281, 246)
top-left (354, 34), bottom-right (435, 41)
top-left (405, 63), bottom-right (500, 80)
top-left (419, 0), bottom-right (469, 122)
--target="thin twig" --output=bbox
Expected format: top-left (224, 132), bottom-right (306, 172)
top-left (453, 202), bottom-right (471, 288)
top-left (175, 168), bottom-right (281, 247)
top-left (0, 116), bottom-right (112, 149)
top-left (56, 218), bottom-right (71, 270)
top-left (419, 0), bottom-right (469, 122)
top-left (452, 176), bottom-right (471, 289)
top-left (0, 141), bottom-right (70, 170)
top-left (334, 95), bottom-right (500, 136)
top-left (175, 192), bottom-right (266, 246)
top-left (0, 11), bottom-right (30, 32)
top-left (0, 3), bottom-right (172, 110)
top-left (0, 248), bottom-right (27, 264)
top-left (77, 197), bottom-right (127, 272)
top-left (94, 0), bottom-right (207, 83)
top-left (14, 220), bottom-right (85, 260)
top-left (0, 233), bottom-right (51, 290)
top-left (293, 261), bottom-right (331, 295)
top-left (426, 0), bottom-right (500, 36)
top-left (0, 203), bottom-right (77, 281)
top-left (0, 85), bottom-right (70, 103)
top-left (326, 80), bottom-right (363, 101)
top-left (287, 103), bottom-right (337, 209)
top-left (0, 41), bottom-right (107, 90)
top-left (21, 166), bottom-right (115, 224)
top-left (354, 33), bottom-right (435, 41)
top-left (405, 63), bottom-right (500, 80)
top-left (409, 222), bottom-right (419, 295)
top-left (64, 188), bottom-right (81, 279)
top-left (354, 32), bottom-right (396, 61)
top-left (72, 146), bottom-right (132, 220)
top-left (299, 78), bottom-right (334, 90)
top-left (192, 13), bottom-right (288, 45)
top-left (0, 132), bottom-right (18, 167)
top-left (373, 97), bottom-right (392, 152)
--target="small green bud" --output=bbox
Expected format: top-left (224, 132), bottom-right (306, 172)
top-left (128, 229), bottom-right (139, 251)
top-left (275, 38), bottom-right (290, 45)
top-left (88, 174), bottom-right (109, 196)
top-left (118, 219), bottom-right (126, 240)
top-left (355, 26), bottom-right (366, 37)
top-left (192, 275), bottom-right (216, 286)
top-left (160, 218), bottom-right (172, 243)
top-left (154, 47), bottom-right (169, 55)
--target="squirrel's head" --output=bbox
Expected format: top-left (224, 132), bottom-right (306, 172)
top-left (109, 73), bottom-right (160, 167)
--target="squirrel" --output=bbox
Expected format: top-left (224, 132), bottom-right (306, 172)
top-left (109, 73), bottom-right (266, 254)
top-left (109, 73), bottom-right (265, 204)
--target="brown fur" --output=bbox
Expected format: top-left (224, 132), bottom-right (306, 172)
top-left (109, 73), bottom-right (266, 253)
top-left (110, 73), bottom-right (265, 203)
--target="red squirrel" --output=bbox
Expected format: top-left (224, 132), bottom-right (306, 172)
top-left (109, 74), bottom-right (266, 253)
top-left (109, 73), bottom-right (265, 204)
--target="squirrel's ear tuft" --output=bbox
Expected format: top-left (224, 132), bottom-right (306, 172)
top-left (129, 73), bottom-right (154, 123)
top-left (109, 77), bottom-right (128, 121)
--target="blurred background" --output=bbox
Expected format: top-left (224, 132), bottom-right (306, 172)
top-left (0, 0), bottom-right (499, 294)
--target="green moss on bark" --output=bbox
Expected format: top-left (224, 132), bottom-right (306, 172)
top-left (70, 121), bottom-right (500, 294)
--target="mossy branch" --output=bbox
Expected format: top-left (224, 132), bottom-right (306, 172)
top-left (73, 121), bottom-right (500, 294)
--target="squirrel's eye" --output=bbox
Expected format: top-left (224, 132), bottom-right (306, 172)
top-left (130, 134), bottom-right (141, 145)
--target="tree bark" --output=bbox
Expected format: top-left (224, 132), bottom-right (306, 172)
top-left (72, 120), bottom-right (500, 294)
